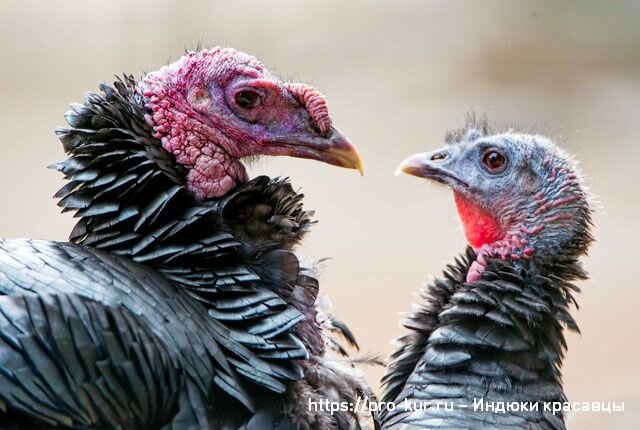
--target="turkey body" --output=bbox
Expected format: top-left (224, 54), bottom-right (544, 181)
top-left (0, 239), bottom-right (220, 428)
top-left (0, 76), bottom-right (370, 429)
top-left (382, 122), bottom-right (593, 430)
top-left (381, 249), bottom-right (584, 430)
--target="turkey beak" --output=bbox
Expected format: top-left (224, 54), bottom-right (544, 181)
top-left (319, 128), bottom-right (364, 175)
top-left (395, 152), bottom-right (432, 178)
top-left (396, 150), bottom-right (469, 189)
top-left (269, 127), bottom-right (364, 175)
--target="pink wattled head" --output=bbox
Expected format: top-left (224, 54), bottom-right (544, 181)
top-left (396, 118), bottom-right (592, 282)
top-left (138, 48), bottom-right (363, 200)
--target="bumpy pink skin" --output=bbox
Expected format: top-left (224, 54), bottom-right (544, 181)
top-left (144, 91), bottom-right (249, 200)
top-left (466, 232), bottom-right (536, 283)
top-left (138, 48), bottom-right (332, 200)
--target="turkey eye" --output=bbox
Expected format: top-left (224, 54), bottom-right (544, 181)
top-left (235, 90), bottom-right (261, 109)
top-left (482, 150), bottom-right (507, 172)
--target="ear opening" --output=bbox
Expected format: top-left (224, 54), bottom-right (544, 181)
top-left (187, 86), bottom-right (211, 114)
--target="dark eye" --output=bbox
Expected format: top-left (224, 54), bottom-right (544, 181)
top-left (235, 90), bottom-right (261, 109)
top-left (482, 149), bottom-right (507, 172)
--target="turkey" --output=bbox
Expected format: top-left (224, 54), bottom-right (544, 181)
top-left (0, 48), bottom-right (374, 429)
top-left (381, 117), bottom-right (592, 429)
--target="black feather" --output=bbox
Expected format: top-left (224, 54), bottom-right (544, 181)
top-left (0, 73), bottom-right (373, 428)
top-left (381, 246), bottom-right (587, 430)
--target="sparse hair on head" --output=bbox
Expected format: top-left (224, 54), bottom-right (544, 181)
top-left (445, 112), bottom-right (492, 144)
top-left (445, 113), bottom-right (551, 146)
top-left (187, 38), bottom-right (213, 54)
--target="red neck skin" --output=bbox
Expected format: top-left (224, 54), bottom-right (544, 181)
top-left (453, 156), bottom-right (584, 283)
top-left (454, 192), bottom-right (535, 283)
top-left (454, 192), bottom-right (504, 250)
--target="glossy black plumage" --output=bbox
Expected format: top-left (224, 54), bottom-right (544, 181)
top-left (381, 248), bottom-right (587, 430)
top-left (0, 76), bottom-right (372, 429)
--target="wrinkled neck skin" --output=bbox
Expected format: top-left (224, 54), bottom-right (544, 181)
top-left (458, 158), bottom-right (590, 283)
top-left (138, 81), bottom-right (249, 200)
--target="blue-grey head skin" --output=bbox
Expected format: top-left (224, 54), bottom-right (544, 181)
top-left (397, 120), bottom-right (592, 280)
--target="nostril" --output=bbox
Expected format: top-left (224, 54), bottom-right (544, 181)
top-left (431, 153), bottom-right (447, 162)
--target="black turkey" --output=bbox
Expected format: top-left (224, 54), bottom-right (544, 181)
top-left (0, 48), bottom-right (374, 429)
top-left (381, 118), bottom-right (592, 429)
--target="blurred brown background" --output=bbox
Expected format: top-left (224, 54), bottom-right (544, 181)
top-left (1, 1), bottom-right (638, 428)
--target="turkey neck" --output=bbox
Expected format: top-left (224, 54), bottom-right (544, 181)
top-left (393, 249), bottom-right (586, 428)
top-left (53, 76), bottom-right (323, 352)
